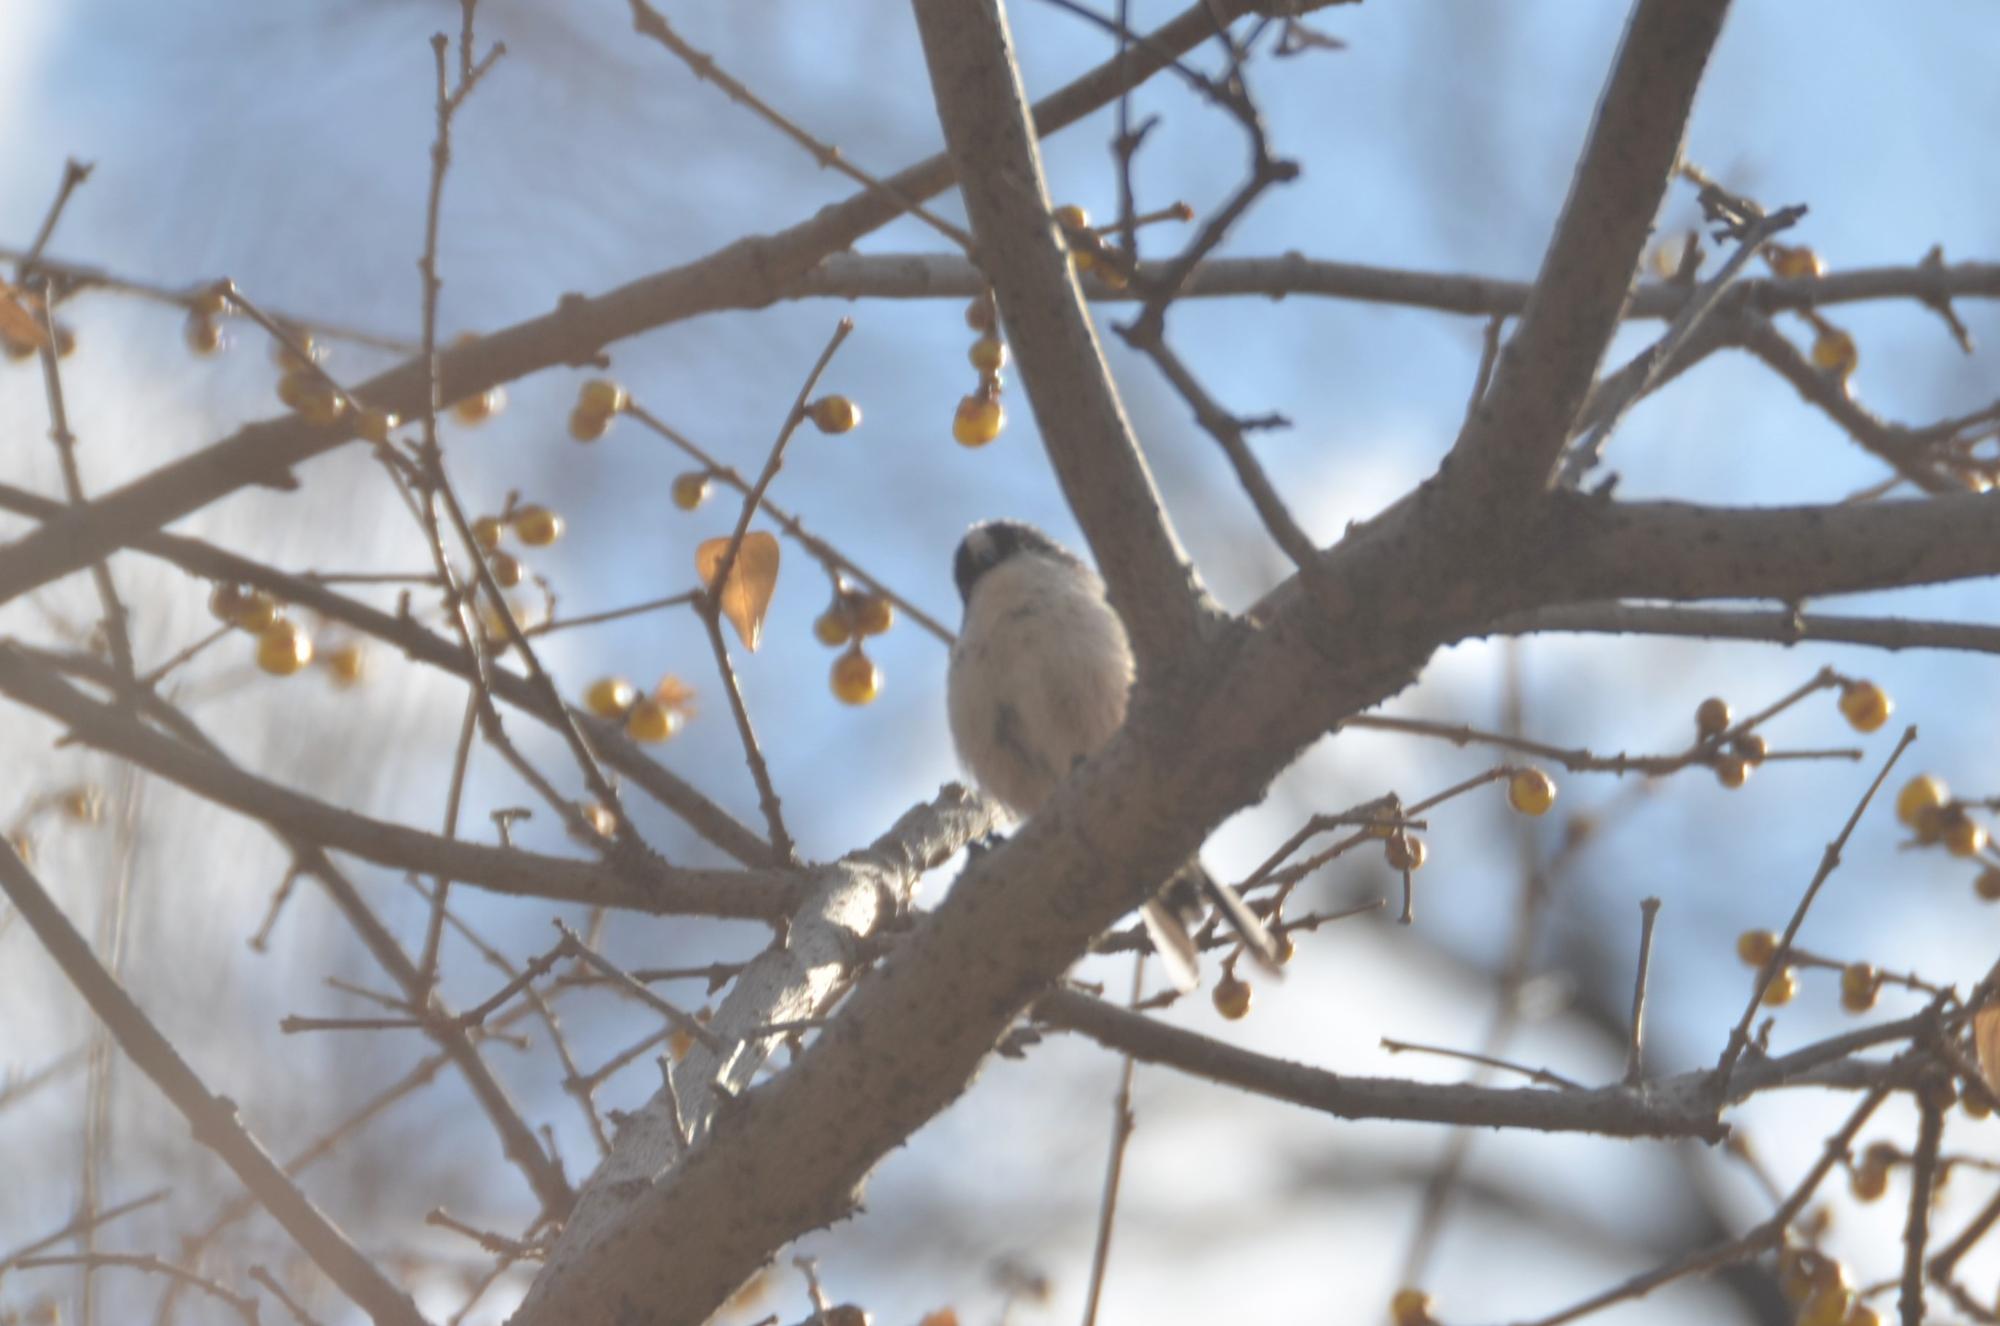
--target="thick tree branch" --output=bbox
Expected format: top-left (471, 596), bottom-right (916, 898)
top-left (1445, 0), bottom-right (1731, 510)
top-left (911, 0), bottom-right (1210, 672)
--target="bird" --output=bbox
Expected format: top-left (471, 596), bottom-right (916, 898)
top-left (945, 518), bottom-right (1280, 991)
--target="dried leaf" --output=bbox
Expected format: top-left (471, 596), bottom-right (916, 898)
top-left (696, 531), bottom-right (780, 651)
top-left (0, 279), bottom-right (49, 354)
top-left (1976, 1004), bottom-right (2000, 1096)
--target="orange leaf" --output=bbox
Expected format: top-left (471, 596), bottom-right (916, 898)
top-left (0, 279), bottom-right (49, 354)
top-left (1977, 1005), bottom-right (2000, 1096)
top-left (696, 531), bottom-right (780, 651)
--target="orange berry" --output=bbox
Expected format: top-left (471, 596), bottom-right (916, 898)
top-left (814, 605), bottom-right (853, 648)
top-left (255, 618), bottom-right (313, 676)
top-left (1811, 329), bottom-right (1858, 378)
top-left (190, 282), bottom-right (233, 319)
top-left (968, 335), bottom-right (1007, 374)
top-left (1212, 972), bottom-right (1252, 1020)
top-left (487, 550), bottom-right (525, 589)
top-left (1716, 756), bottom-right (1752, 789)
top-left (852, 594), bottom-right (894, 637)
top-left (1736, 929), bottom-right (1778, 966)
top-left (451, 386), bottom-right (505, 425)
top-left (1271, 932), bottom-right (1297, 965)
top-left (512, 505), bottom-right (563, 547)
top-left (1839, 962), bottom-right (1878, 1014)
top-left (269, 332), bottom-right (320, 371)
top-left (1053, 204), bottom-right (1091, 232)
top-left (1768, 244), bottom-right (1826, 280)
top-left (470, 515), bottom-right (505, 551)
top-left (584, 677), bottom-right (637, 718)
top-left (355, 408), bottom-right (398, 444)
top-left (1390, 1289), bottom-right (1435, 1326)
top-left (1695, 696), bottom-right (1731, 738)
top-left (569, 407), bottom-right (610, 442)
top-left (1976, 867), bottom-right (2000, 902)
top-left (807, 395), bottom-right (862, 435)
top-left (1762, 967), bottom-right (1799, 1007)
top-left (964, 293), bottom-right (996, 333)
top-left (183, 314), bottom-right (225, 356)
top-left (1944, 812), bottom-right (1987, 859)
top-left (1384, 831), bottom-right (1426, 872)
top-left (672, 472), bottom-right (710, 511)
top-left (831, 646), bottom-right (880, 706)
top-left (1507, 768), bottom-right (1557, 816)
top-left (1733, 732), bottom-right (1770, 765)
top-left (210, 583), bottom-right (278, 632)
top-left (1837, 681), bottom-right (1891, 732)
top-left (1798, 1280), bottom-right (1852, 1326)
top-left (58, 786), bottom-right (103, 825)
top-left (952, 394), bottom-right (1005, 447)
top-left (918, 1312), bottom-right (960, 1326)
top-left (625, 697), bottom-right (684, 743)
top-left (577, 379), bottom-right (628, 417)
top-left (324, 641), bottom-right (367, 688)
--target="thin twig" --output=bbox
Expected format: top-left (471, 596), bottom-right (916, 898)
top-left (1625, 897), bottom-right (1661, 1085)
top-left (1080, 955), bottom-right (1145, 1326)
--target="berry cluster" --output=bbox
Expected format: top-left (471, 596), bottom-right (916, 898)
top-left (209, 582), bottom-right (366, 686)
top-left (583, 674), bottom-right (697, 745)
top-left (813, 586), bottom-right (894, 706)
top-left (955, 291), bottom-right (1007, 448)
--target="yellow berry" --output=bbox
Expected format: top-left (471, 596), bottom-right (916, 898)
top-left (1716, 756), bottom-right (1752, 789)
top-left (1798, 1280), bottom-right (1852, 1326)
top-left (1736, 929), bottom-right (1779, 967)
top-left (918, 1312), bottom-right (960, 1326)
top-left (968, 336), bottom-right (1007, 374)
top-left (294, 377), bottom-right (346, 425)
top-left (1976, 867), bottom-right (2000, 902)
top-left (1734, 732), bottom-right (1770, 765)
top-left (1762, 967), bottom-right (1798, 1007)
top-left (672, 472), bottom-right (710, 511)
top-left (190, 281), bottom-right (233, 319)
top-left (355, 408), bottom-right (398, 444)
top-left (1507, 768), bottom-right (1557, 816)
top-left (952, 394), bottom-right (1005, 448)
top-left (577, 379), bottom-right (628, 417)
top-left (58, 786), bottom-right (103, 825)
top-left (1695, 696), bottom-right (1731, 738)
top-left (452, 386), bottom-right (505, 425)
top-left (275, 368), bottom-right (312, 411)
top-left (255, 618), bottom-right (313, 676)
top-left (1944, 812), bottom-right (1987, 859)
top-left (210, 583), bottom-right (278, 632)
top-left (1271, 932), bottom-right (1297, 965)
top-left (1212, 972), bottom-right (1252, 1020)
top-left (1389, 1289), bottom-right (1434, 1326)
top-left (831, 646), bottom-right (880, 706)
top-left (1839, 963), bottom-right (1878, 1014)
top-left (807, 395), bottom-right (862, 435)
top-left (1384, 831), bottom-right (1427, 872)
top-left (964, 293), bottom-right (996, 333)
top-left (1837, 681), bottom-right (1891, 733)
top-left (487, 550), bottom-right (526, 589)
top-left (1811, 329), bottom-right (1859, 378)
top-left (1963, 1090), bottom-right (1992, 1120)
top-left (814, 606), bottom-right (853, 647)
top-left (1845, 1306), bottom-right (1885, 1326)
top-left (512, 505), bottom-right (563, 547)
top-left (1768, 244), bottom-right (1826, 280)
top-left (568, 407), bottom-right (610, 442)
top-left (576, 801), bottom-right (617, 839)
top-left (269, 332), bottom-right (320, 371)
top-left (625, 697), bottom-right (684, 743)
top-left (852, 594), bottom-right (894, 637)
top-left (183, 313), bottom-right (225, 356)
top-left (584, 676), bottom-right (637, 718)
top-left (324, 642), bottom-right (367, 688)
top-left (1053, 204), bottom-right (1091, 232)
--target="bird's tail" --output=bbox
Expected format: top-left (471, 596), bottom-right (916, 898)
top-left (1141, 864), bottom-right (1282, 993)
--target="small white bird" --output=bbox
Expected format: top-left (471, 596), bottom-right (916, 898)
top-left (946, 519), bottom-right (1280, 991)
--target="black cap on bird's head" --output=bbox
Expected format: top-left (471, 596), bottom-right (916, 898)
top-left (952, 520), bottom-right (1076, 605)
